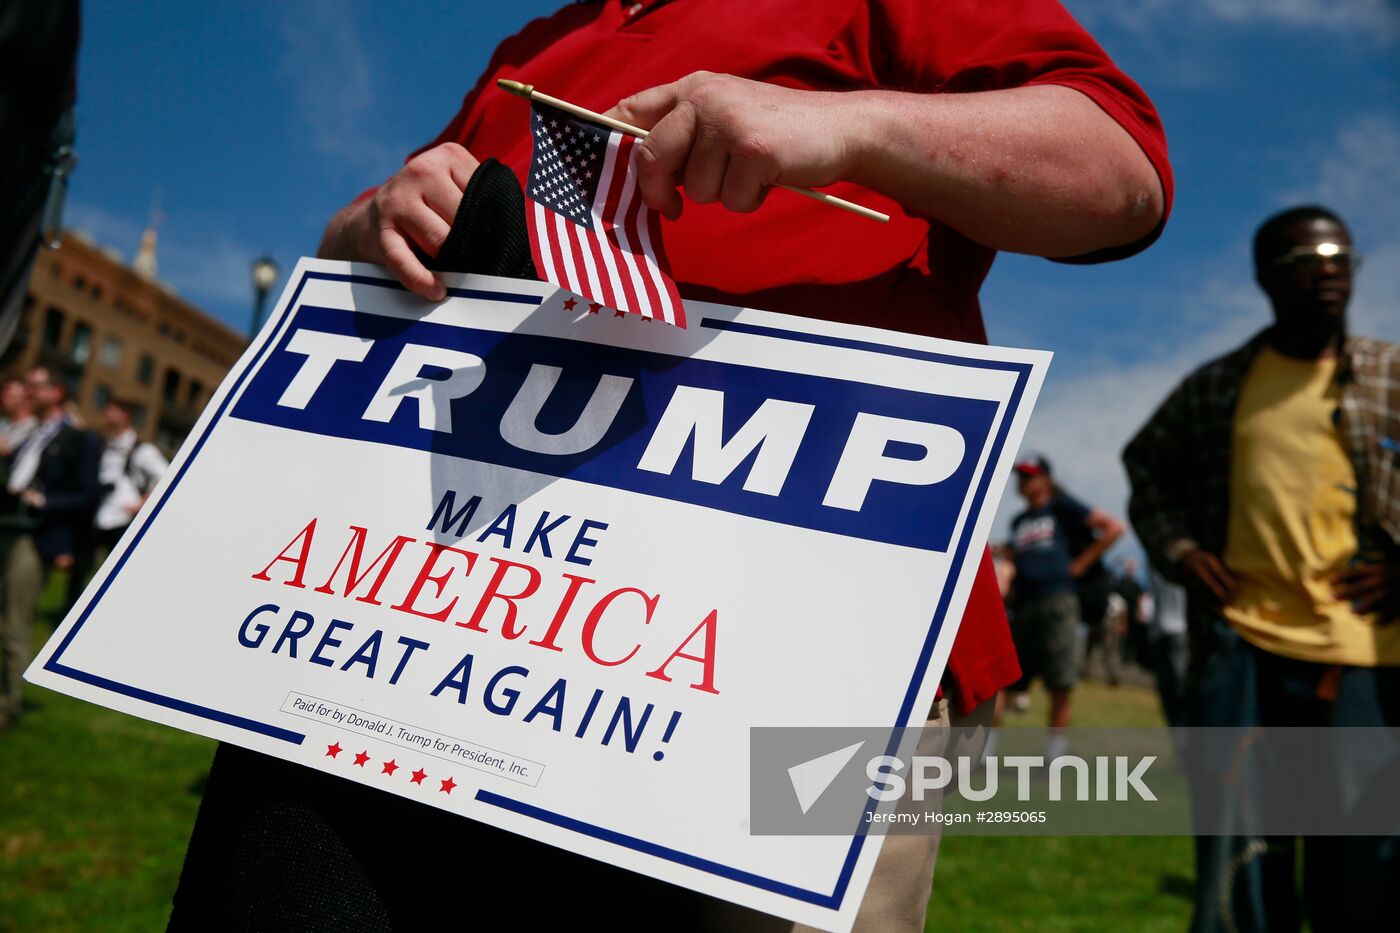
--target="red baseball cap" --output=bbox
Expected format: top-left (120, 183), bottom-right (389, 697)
top-left (1013, 453), bottom-right (1051, 477)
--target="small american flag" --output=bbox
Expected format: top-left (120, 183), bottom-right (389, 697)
top-left (525, 102), bottom-right (686, 328)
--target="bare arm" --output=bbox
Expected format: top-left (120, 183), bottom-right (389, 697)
top-left (1068, 510), bottom-right (1124, 580)
top-left (608, 74), bottom-right (1164, 257)
top-left (846, 85), bottom-right (1163, 256)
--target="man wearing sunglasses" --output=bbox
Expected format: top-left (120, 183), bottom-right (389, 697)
top-left (1123, 206), bottom-right (1398, 930)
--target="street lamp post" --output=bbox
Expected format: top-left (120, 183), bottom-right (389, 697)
top-left (250, 255), bottom-right (279, 338)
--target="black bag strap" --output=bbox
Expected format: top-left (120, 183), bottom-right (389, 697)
top-left (424, 157), bottom-right (538, 281)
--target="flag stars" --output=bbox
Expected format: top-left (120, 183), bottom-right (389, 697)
top-left (562, 298), bottom-right (578, 311)
top-left (588, 302), bottom-right (602, 314)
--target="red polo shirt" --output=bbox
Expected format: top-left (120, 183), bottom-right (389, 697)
top-left (411, 0), bottom-right (1173, 713)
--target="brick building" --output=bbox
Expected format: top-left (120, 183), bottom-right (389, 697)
top-left (4, 231), bottom-right (247, 454)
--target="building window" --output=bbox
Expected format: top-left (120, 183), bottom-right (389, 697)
top-left (71, 322), bottom-right (93, 365)
top-left (163, 367), bottom-right (181, 404)
top-left (93, 383), bottom-right (111, 410)
top-left (74, 275), bottom-right (86, 292)
top-left (100, 335), bottom-right (122, 369)
top-left (187, 379), bottom-right (204, 407)
top-left (130, 403), bottom-right (147, 429)
top-left (42, 307), bottom-right (65, 348)
top-left (137, 354), bottom-right (155, 385)
top-left (91, 285), bottom-right (104, 301)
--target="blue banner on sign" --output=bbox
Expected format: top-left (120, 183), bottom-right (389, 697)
top-left (230, 305), bottom-right (997, 552)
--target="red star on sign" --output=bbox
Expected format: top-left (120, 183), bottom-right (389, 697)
top-left (353, 750), bottom-right (371, 767)
top-left (588, 302), bottom-right (602, 314)
top-left (562, 298), bottom-right (577, 311)
top-left (381, 759), bottom-right (399, 776)
top-left (325, 742), bottom-right (342, 759)
top-left (410, 768), bottom-right (428, 785)
top-left (440, 776), bottom-right (457, 794)
top-left (613, 308), bottom-right (626, 318)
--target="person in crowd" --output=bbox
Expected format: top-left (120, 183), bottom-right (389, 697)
top-left (1006, 453), bottom-right (1123, 759)
top-left (0, 376), bottom-right (37, 459)
top-left (93, 398), bottom-right (168, 556)
top-left (0, 366), bottom-right (101, 727)
top-left (1146, 568), bottom-right (1187, 728)
top-left (1124, 205), bottom-right (1396, 930)
top-left (1115, 556), bottom-right (1150, 670)
top-left (171, 3), bottom-right (1172, 929)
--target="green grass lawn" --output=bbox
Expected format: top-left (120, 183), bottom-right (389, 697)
top-left (924, 682), bottom-right (1193, 932)
top-left (2, 577), bottom-right (1191, 931)
top-left (1, 573), bottom-right (216, 933)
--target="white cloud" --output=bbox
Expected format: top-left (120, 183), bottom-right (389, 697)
top-left (992, 275), bottom-right (1265, 563)
top-left (1068, 0), bottom-right (1399, 42)
top-left (160, 233), bottom-right (264, 314)
top-left (277, 1), bottom-right (397, 177)
top-left (1281, 112), bottom-right (1400, 342)
top-left (62, 201), bottom-right (144, 258)
top-left (1205, 0), bottom-right (1399, 38)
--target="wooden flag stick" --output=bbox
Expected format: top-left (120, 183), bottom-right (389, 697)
top-left (498, 79), bottom-right (891, 224)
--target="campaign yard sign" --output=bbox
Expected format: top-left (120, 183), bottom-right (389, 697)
top-left (27, 259), bottom-right (1047, 931)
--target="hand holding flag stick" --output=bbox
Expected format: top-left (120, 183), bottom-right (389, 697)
top-left (498, 80), bottom-right (890, 224)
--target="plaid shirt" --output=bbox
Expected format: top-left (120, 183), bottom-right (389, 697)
top-left (1123, 329), bottom-right (1400, 581)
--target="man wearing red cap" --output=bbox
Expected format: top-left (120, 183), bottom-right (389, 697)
top-left (1007, 454), bottom-right (1124, 758)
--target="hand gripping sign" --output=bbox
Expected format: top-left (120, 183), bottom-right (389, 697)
top-left (27, 260), bottom-right (1047, 931)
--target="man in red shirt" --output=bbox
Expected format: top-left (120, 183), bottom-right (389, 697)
top-left (319, 0), bottom-right (1171, 721)
top-left (173, 3), bottom-right (1171, 930)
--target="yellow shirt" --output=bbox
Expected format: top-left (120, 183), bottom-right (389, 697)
top-left (1224, 346), bottom-right (1400, 666)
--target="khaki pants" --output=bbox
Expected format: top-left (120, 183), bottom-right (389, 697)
top-left (0, 535), bottom-right (41, 725)
top-left (702, 696), bottom-right (996, 933)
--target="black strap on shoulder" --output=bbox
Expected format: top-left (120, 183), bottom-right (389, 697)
top-left (426, 157), bottom-right (538, 281)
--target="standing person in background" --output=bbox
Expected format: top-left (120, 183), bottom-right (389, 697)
top-left (1115, 556), bottom-right (1150, 670)
top-left (0, 377), bottom-right (36, 459)
top-left (1124, 206), bottom-right (1398, 930)
top-left (0, 366), bottom-right (100, 728)
top-left (1007, 454), bottom-right (1124, 759)
top-left (1078, 524), bottom-right (1125, 685)
top-left (93, 398), bottom-right (168, 557)
top-left (1147, 569), bottom-right (1188, 727)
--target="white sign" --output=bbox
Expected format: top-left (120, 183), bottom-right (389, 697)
top-left (28, 259), bottom-right (1047, 931)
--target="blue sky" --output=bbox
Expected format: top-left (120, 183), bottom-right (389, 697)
top-left (66, 0), bottom-right (1399, 558)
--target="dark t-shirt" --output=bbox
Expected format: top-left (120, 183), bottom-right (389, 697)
top-left (1011, 495), bottom-right (1091, 602)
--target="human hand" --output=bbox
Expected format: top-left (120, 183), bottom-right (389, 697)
top-left (20, 489), bottom-right (45, 510)
top-left (1178, 548), bottom-right (1235, 608)
top-left (1333, 561), bottom-right (1396, 618)
top-left (53, 554), bottom-right (73, 570)
top-left (606, 72), bottom-right (857, 219)
top-left (318, 142), bottom-right (480, 301)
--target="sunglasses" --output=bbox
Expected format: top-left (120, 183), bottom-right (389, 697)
top-left (1270, 243), bottom-right (1364, 273)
